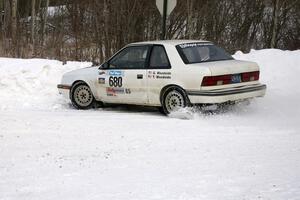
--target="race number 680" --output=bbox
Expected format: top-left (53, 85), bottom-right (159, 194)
top-left (109, 76), bottom-right (122, 87)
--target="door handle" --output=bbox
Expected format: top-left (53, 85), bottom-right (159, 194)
top-left (137, 74), bottom-right (143, 79)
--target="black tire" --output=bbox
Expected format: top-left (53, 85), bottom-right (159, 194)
top-left (161, 86), bottom-right (189, 115)
top-left (158, 107), bottom-right (165, 115)
top-left (70, 82), bottom-right (96, 109)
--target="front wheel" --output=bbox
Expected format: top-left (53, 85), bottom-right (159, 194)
top-left (70, 82), bottom-right (95, 109)
top-left (161, 87), bottom-right (189, 115)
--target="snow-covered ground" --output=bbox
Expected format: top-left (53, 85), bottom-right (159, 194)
top-left (0, 49), bottom-right (300, 200)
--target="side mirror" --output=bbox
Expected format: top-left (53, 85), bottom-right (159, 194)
top-left (99, 62), bottom-right (109, 69)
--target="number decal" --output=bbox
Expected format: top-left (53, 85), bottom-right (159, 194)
top-left (117, 77), bottom-right (122, 87)
top-left (109, 76), bottom-right (122, 87)
top-left (109, 76), bottom-right (113, 86)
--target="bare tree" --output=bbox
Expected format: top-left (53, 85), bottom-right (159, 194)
top-left (41, 0), bottom-right (49, 56)
top-left (0, 0), bottom-right (299, 60)
top-left (31, 0), bottom-right (36, 55)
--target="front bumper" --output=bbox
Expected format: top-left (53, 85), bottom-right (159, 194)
top-left (57, 84), bottom-right (71, 99)
top-left (187, 84), bottom-right (266, 104)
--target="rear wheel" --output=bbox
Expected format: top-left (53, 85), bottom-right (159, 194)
top-left (161, 87), bottom-right (189, 115)
top-left (71, 82), bottom-right (95, 109)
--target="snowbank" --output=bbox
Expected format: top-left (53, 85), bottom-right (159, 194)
top-left (233, 49), bottom-right (300, 95)
top-left (0, 58), bottom-right (91, 110)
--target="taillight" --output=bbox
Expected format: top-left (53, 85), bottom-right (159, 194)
top-left (201, 71), bottom-right (260, 86)
top-left (242, 71), bottom-right (259, 82)
top-left (201, 75), bottom-right (231, 86)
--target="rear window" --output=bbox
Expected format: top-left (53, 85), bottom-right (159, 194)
top-left (176, 43), bottom-right (233, 64)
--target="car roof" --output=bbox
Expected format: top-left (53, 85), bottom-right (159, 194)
top-left (129, 40), bottom-right (211, 46)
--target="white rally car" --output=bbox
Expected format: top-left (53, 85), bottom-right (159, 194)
top-left (57, 40), bottom-right (266, 114)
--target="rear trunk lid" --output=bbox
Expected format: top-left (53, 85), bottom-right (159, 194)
top-left (190, 59), bottom-right (261, 89)
top-left (193, 59), bottom-right (259, 76)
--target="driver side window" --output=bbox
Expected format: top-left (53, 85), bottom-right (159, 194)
top-left (109, 46), bottom-right (149, 69)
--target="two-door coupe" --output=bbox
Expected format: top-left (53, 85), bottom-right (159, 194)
top-left (57, 40), bottom-right (266, 114)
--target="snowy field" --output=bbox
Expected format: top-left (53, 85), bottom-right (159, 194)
top-left (0, 49), bottom-right (300, 200)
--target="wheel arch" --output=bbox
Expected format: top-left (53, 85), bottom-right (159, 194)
top-left (159, 84), bottom-right (190, 106)
top-left (71, 80), bottom-right (89, 87)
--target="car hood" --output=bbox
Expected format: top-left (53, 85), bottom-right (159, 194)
top-left (64, 66), bottom-right (97, 77)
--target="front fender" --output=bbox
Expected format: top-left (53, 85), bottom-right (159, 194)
top-left (60, 67), bottom-right (99, 99)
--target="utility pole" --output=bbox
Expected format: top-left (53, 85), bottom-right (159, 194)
top-left (161, 0), bottom-right (167, 40)
top-left (156, 0), bottom-right (177, 40)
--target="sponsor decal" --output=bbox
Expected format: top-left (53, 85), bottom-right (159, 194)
top-left (106, 87), bottom-right (124, 96)
top-left (157, 71), bottom-right (171, 75)
top-left (156, 71), bottom-right (171, 79)
top-left (148, 71), bottom-right (171, 79)
top-left (125, 88), bottom-right (131, 94)
top-left (156, 75), bottom-right (171, 79)
top-left (106, 87), bottom-right (131, 96)
top-left (98, 78), bottom-right (105, 84)
top-left (179, 43), bottom-right (213, 49)
top-left (108, 70), bottom-right (124, 77)
top-left (148, 71), bottom-right (156, 79)
top-left (108, 70), bottom-right (124, 87)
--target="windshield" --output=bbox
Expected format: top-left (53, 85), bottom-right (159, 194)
top-left (176, 43), bottom-right (233, 64)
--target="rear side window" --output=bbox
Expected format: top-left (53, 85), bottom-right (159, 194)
top-left (149, 45), bottom-right (171, 69)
